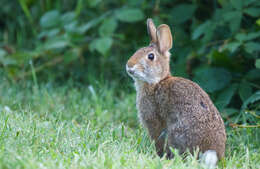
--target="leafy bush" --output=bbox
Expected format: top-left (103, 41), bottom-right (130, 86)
top-left (0, 0), bottom-right (259, 126)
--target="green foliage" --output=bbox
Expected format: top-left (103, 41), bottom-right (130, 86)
top-left (193, 67), bottom-right (232, 93)
top-left (0, 0), bottom-right (259, 126)
top-left (115, 8), bottom-right (145, 23)
top-left (171, 4), bottom-right (197, 24)
top-left (215, 84), bottom-right (238, 109)
top-left (241, 91), bottom-right (260, 111)
top-left (256, 59), bottom-right (260, 68)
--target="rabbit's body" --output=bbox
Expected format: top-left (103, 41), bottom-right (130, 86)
top-left (126, 19), bottom-right (226, 166)
top-left (135, 76), bottom-right (226, 159)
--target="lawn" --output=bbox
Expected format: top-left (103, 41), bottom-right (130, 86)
top-left (0, 79), bottom-right (259, 169)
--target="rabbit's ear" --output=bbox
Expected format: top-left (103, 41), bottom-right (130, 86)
top-left (147, 18), bottom-right (157, 43)
top-left (156, 24), bottom-right (172, 55)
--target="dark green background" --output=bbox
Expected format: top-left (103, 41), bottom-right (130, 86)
top-left (0, 0), bottom-right (259, 126)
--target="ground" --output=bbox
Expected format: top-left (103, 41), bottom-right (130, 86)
top-left (0, 80), bottom-right (259, 169)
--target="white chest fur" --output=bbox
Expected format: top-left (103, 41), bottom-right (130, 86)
top-left (135, 80), bottom-right (158, 125)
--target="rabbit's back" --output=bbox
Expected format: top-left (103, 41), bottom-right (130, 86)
top-left (155, 76), bottom-right (226, 158)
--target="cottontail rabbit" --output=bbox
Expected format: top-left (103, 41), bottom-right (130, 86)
top-left (126, 19), bottom-right (226, 167)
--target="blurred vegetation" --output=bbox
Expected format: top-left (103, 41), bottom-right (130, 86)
top-left (0, 0), bottom-right (259, 127)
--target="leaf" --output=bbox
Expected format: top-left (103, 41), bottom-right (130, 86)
top-left (223, 108), bottom-right (239, 117)
top-left (257, 19), bottom-right (260, 26)
top-left (77, 12), bottom-right (109, 33)
top-left (0, 49), bottom-right (6, 57)
top-left (61, 12), bottom-right (76, 24)
top-left (245, 69), bottom-right (260, 80)
top-left (234, 31), bottom-right (260, 42)
top-left (244, 7), bottom-right (260, 17)
top-left (115, 8), bottom-right (144, 23)
top-left (241, 91), bottom-right (260, 110)
top-left (43, 38), bottom-right (68, 50)
top-left (222, 42), bottom-right (241, 53)
top-left (38, 29), bottom-right (60, 39)
top-left (202, 24), bottom-right (216, 43)
top-left (215, 84), bottom-right (238, 109)
top-left (99, 18), bottom-right (117, 37)
top-left (218, 0), bottom-right (229, 7)
top-left (224, 11), bottom-right (242, 32)
top-left (193, 67), bottom-right (232, 93)
top-left (235, 33), bottom-right (248, 42)
top-left (222, 108), bottom-right (239, 122)
top-left (208, 50), bottom-right (232, 67)
top-left (239, 82), bottom-right (253, 102)
top-left (230, 12), bottom-right (242, 32)
top-left (246, 31), bottom-right (260, 40)
top-left (255, 59), bottom-right (260, 69)
top-left (224, 11), bottom-right (239, 21)
top-left (171, 4), bottom-right (197, 24)
top-left (64, 21), bottom-right (80, 33)
top-left (244, 42), bottom-right (260, 54)
top-left (89, 37), bottom-right (113, 55)
top-left (192, 21), bottom-right (211, 40)
top-left (230, 0), bottom-right (243, 10)
top-left (40, 10), bottom-right (61, 28)
top-left (86, 0), bottom-right (102, 7)
top-left (244, 0), bottom-right (258, 6)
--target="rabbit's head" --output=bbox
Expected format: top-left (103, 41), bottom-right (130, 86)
top-left (126, 19), bottom-right (172, 84)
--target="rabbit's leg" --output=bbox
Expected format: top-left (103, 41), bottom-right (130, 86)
top-left (166, 127), bottom-right (188, 159)
top-left (145, 118), bottom-right (166, 157)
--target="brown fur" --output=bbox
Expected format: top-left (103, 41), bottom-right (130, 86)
top-left (126, 19), bottom-right (226, 160)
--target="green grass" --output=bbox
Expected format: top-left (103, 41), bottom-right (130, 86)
top-left (0, 79), bottom-right (259, 169)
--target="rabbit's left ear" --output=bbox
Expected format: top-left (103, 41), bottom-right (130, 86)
top-left (156, 24), bottom-right (172, 55)
top-left (147, 18), bottom-right (157, 44)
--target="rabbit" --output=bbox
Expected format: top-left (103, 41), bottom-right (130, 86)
top-left (126, 18), bottom-right (226, 167)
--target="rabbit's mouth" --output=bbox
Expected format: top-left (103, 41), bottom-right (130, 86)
top-left (126, 65), bottom-right (160, 85)
top-left (126, 64), bottom-right (145, 81)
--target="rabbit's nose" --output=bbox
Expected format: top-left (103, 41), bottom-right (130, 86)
top-left (127, 60), bottom-right (136, 68)
top-left (128, 69), bottom-right (134, 75)
top-left (126, 64), bottom-right (134, 75)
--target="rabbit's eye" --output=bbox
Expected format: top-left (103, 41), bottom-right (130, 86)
top-left (148, 53), bottom-right (154, 61)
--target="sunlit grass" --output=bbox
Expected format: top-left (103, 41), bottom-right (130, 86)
top-left (0, 80), bottom-right (259, 169)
